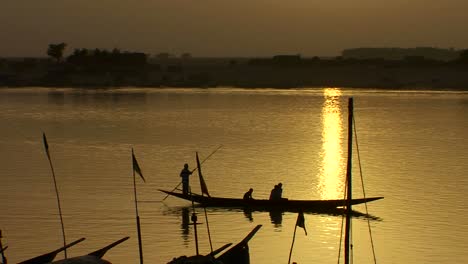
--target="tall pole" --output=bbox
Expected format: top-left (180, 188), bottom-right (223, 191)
top-left (132, 149), bottom-right (144, 264)
top-left (344, 98), bottom-right (353, 264)
top-left (42, 133), bottom-right (67, 259)
top-left (287, 225), bottom-right (298, 264)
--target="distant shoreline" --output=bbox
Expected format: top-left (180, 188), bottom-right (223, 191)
top-left (2, 85), bottom-right (467, 92)
top-left (2, 57), bottom-right (468, 91)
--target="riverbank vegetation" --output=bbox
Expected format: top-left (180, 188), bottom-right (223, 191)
top-left (1, 45), bottom-right (467, 90)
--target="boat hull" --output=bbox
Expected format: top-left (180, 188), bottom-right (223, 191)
top-left (159, 189), bottom-right (383, 212)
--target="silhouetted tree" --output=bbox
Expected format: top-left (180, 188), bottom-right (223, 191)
top-left (66, 47), bottom-right (147, 72)
top-left (47, 43), bottom-right (67, 62)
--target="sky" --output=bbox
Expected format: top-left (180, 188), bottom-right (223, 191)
top-left (1, 0), bottom-right (468, 57)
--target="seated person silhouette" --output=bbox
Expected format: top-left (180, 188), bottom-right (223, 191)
top-left (243, 188), bottom-right (254, 200)
top-left (269, 183), bottom-right (283, 200)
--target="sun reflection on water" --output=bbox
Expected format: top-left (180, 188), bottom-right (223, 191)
top-left (318, 88), bottom-right (345, 199)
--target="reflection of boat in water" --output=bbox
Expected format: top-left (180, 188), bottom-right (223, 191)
top-left (159, 189), bottom-right (382, 213)
top-left (181, 207), bottom-right (191, 240)
top-left (269, 210), bottom-right (283, 226)
top-left (162, 205), bottom-right (382, 233)
top-left (243, 207), bottom-right (282, 226)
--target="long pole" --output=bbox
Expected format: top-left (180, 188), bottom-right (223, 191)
top-left (42, 133), bottom-right (67, 259)
top-left (161, 182), bottom-right (182, 201)
top-left (162, 145), bottom-right (222, 201)
top-left (344, 98), bottom-right (353, 264)
top-left (133, 149), bottom-right (144, 264)
top-left (287, 225), bottom-right (298, 264)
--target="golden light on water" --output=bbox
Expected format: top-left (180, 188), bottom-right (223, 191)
top-left (318, 88), bottom-right (345, 199)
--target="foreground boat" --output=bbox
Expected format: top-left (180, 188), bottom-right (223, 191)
top-left (159, 189), bottom-right (383, 212)
top-left (51, 237), bottom-right (129, 264)
top-left (18, 237), bottom-right (129, 264)
top-left (168, 225), bottom-right (261, 264)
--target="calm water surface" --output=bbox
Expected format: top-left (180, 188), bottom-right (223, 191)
top-left (0, 87), bottom-right (467, 263)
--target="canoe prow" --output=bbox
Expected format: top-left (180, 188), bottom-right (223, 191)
top-left (18, 237), bottom-right (86, 264)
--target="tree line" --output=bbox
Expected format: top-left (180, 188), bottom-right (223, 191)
top-left (47, 43), bottom-right (148, 71)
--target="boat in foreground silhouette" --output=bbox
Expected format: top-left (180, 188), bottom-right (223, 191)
top-left (18, 237), bottom-right (129, 264)
top-left (168, 224), bottom-right (262, 264)
top-left (158, 190), bottom-right (382, 213)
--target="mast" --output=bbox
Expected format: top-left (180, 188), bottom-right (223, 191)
top-left (344, 97), bottom-right (353, 264)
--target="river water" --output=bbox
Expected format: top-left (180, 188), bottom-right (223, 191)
top-left (0, 87), bottom-right (467, 264)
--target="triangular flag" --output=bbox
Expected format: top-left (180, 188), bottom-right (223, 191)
top-left (132, 150), bottom-right (145, 182)
top-left (42, 133), bottom-right (50, 158)
top-left (196, 152), bottom-right (210, 197)
top-left (296, 211), bottom-right (307, 235)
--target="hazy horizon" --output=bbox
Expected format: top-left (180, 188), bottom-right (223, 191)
top-left (2, 1), bottom-right (468, 57)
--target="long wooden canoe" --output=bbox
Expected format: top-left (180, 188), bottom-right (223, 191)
top-left (159, 189), bottom-right (383, 212)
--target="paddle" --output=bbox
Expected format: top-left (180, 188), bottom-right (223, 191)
top-left (162, 145), bottom-right (222, 201)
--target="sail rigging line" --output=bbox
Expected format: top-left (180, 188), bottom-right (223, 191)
top-left (353, 116), bottom-right (378, 264)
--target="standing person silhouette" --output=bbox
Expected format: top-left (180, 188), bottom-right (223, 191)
top-left (180, 163), bottom-right (192, 195)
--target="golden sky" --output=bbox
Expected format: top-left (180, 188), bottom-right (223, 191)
top-left (1, 0), bottom-right (468, 57)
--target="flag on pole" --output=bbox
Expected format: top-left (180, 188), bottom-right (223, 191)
top-left (196, 152), bottom-right (210, 197)
top-left (296, 210), bottom-right (307, 235)
top-left (132, 150), bottom-right (146, 182)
